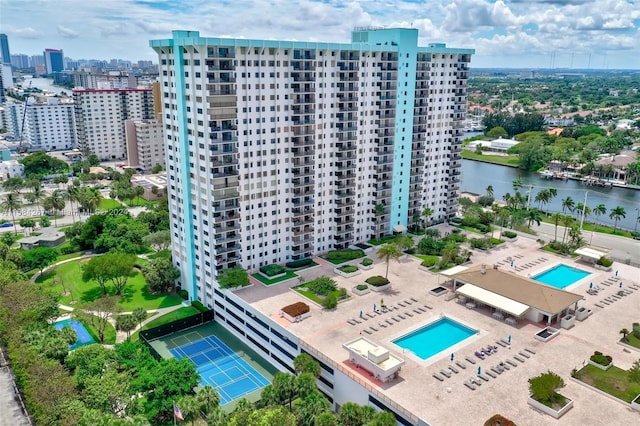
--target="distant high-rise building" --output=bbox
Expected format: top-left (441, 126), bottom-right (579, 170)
top-left (125, 118), bottom-right (165, 173)
top-left (44, 48), bottom-right (64, 74)
top-left (22, 97), bottom-right (77, 151)
top-left (10, 54), bottom-right (30, 69)
top-left (0, 34), bottom-right (10, 64)
top-left (73, 88), bottom-right (155, 160)
top-left (0, 102), bottom-right (21, 138)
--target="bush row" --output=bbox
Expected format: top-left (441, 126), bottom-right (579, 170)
top-left (326, 249), bottom-right (365, 260)
top-left (260, 264), bottom-right (287, 277)
top-left (285, 258), bottom-right (314, 269)
top-left (365, 276), bottom-right (390, 287)
top-left (501, 230), bottom-right (517, 239)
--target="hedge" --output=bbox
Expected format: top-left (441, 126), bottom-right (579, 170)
top-left (178, 289), bottom-right (189, 300)
top-left (286, 258), bottom-right (314, 269)
top-left (366, 276), bottom-right (390, 287)
top-left (597, 256), bottom-right (613, 267)
top-left (501, 231), bottom-right (517, 239)
top-left (338, 265), bottom-right (358, 273)
top-left (326, 249), bottom-right (365, 261)
top-left (590, 351), bottom-right (612, 366)
top-left (191, 300), bottom-right (210, 313)
top-left (421, 258), bottom-right (437, 267)
top-left (260, 264), bottom-right (287, 277)
top-left (361, 258), bottom-right (373, 266)
top-left (355, 284), bottom-right (368, 291)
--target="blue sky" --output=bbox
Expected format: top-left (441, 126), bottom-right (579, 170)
top-left (1, 0), bottom-right (640, 68)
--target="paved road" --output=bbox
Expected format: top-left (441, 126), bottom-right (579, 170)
top-left (531, 221), bottom-right (640, 266)
top-left (0, 353), bottom-right (30, 426)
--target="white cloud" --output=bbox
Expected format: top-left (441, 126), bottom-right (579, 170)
top-left (11, 27), bottom-right (44, 39)
top-left (57, 25), bottom-right (79, 39)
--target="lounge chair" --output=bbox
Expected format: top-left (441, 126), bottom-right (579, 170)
top-left (398, 314), bottom-right (406, 319)
top-left (378, 322), bottom-right (387, 328)
top-left (465, 356), bottom-right (476, 365)
top-left (363, 329), bottom-right (372, 335)
top-left (405, 312), bottom-right (413, 317)
top-left (519, 351), bottom-right (530, 359)
top-left (495, 365), bottom-right (505, 373)
top-left (410, 297), bottom-right (419, 303)
top-left (486, 370), bottom-right (497, 378)
top-left (392, 317), bottom-right (400, 322)
top-left (496, 340), bottom-right (507, 348)
top-left (499, 362), bottom-right (510, 371)
top-left (500, 338), bottom-right (510, 346)
top-left (347, 319), bottom-right (356, 325)
top-left (369, 326), bottom-right (378, 332)
top-left (477, 373), bottom-right (489, 381)
top-left (413, 309), bottom-right (422, 315)
top-left (506, 359), bottom-right (517, 367)
top-left (594, 303), bottom-right (604, 309)
top-left (385, 319), bottom-right (394, 325)
top-left (514, 355), bottom-right (525, 363)
top-left (432, 372), bottom-right (444, 382)
top-left (405, 299), bottom-right (413, 305)
top-left (449, 364), bottom-right (459, 374)
top-left (440, 369), bottom-right (451, 378)
top-left (464, 381), bottom-right (476, 390)
top-left (475, 351), bottom-right (485, 359)
top-left (424, 303), bottom-right (433, 309)
top-left (525, 347), bottom-right (536, 355)
top-left (470, 377), bottom-right (482, 386)
top-left (398, 302), bottom-right (406, 307)
top-left (455, 360), bottom-right (467, 369)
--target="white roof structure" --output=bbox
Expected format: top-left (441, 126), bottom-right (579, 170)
top-left (440, 265), bottom-right (469, 276)
top-left (574, 247), bottom-right (608, 261)
top-left (456, 284), bottom-right (530, 317)
top-left (343, 337), bottom-right (404, 383)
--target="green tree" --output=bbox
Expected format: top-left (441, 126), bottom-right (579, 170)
top-left (620, 328), bottom-right (630, 342)
top-left (293, 353), bottom-right (321, 378)
top-left (23, 247), bottom-right (57, 277)
top-left (18, 218), bottom-right (37, 234)
top-left (561, 215), bottom-right (574, 245)
top-left (1, 192), bottom-right (22, 235)
top-left (609, 206), bottom-right (626, 232)
top-left (19, 152), bottom-right (68, 177)
top-left (528, 371), bottom-right (566, 405)
top-left (105, 253), bottom-right (137, 295)
top-left (628, 359), bottom-right (640, 384)
top-left (80, 296), bottom-right (120, 343)
top-left (82, 369), bottom-right (130, 416)
top-left (176, 395), bottom-right (200, 425)
top-left (143, 358), bottom-right (199, 422)
top-left (2, 177), bottom-right (24, 193)
top-left (377, 243), bottom-right (401, 279)
top-left (314, 412), bottom-right (340, 426)
top-left (142, 256), bottom-right (180, 293)
top-left (592, 204), bottom-right (607, 232)
top-left (338, 402), bottom-right (373, 426)
top-left (486, 126), bottom-right (508, 138)
top-left (217, 265), bottom-right (250, 289)
top-left (116, 315), bottom-right (137, 340)
top-left (272, 372), bottom-right (297, 411)
top-left (66, 344), bottom-right (118, 388)
top-left (39, 216), bottom-right (50, 228)
top-left (295, 391), bottom-right (331, 426)
top-left (82, 255), bottom-right (113, 295)
top-left (296, 372), bottom-right (318, 400)
top-left (421, 207), bottom-right (433, 230)
top-left (561, 196), bottom-right (575, 215)
top-left (551, 212), bottom-right (562, 242)
top-left (485, 185), bottom-right (494, 199)
top-left (142, 230), bottom-right (171, 251)
top-left (525, 208), bottom-right (542, 228)
top-left (366, 411), bottom-right (397, 426)
top-left (132, 307), bottom-right (147, 329)
top-left (195, 385), bottom-right (220, 417)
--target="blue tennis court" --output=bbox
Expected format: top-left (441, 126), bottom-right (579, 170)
top-left (170, 334), bottom-right (270, 404)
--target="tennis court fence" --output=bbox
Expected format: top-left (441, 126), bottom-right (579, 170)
top-left (140, 310), bottom-right (214, 360)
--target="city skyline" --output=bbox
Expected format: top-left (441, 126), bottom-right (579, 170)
top-left (1, 0), bottom-right (639, 69)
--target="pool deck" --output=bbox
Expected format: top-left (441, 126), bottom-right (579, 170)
top-left (235, 227), bottom-right (640, 425)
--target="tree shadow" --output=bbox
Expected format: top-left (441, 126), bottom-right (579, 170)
top-left (80, 286), bottom-right (107, 303)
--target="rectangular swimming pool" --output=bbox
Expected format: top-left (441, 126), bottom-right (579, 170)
top-left (53, 319), bottom-right (96, 350)
top-left (532, 264), bottom-right (590, 289)
top-left (393, 317), bottom-right (477, 360)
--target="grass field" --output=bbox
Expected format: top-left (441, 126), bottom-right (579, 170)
top-left (98, 198), bottom-right (125, 210)
top-left (461, 150), bottom-right (520, 167)
top-left (294, 286), bottom-right (349, 306)
top-left (81, 314), bottom-right (117, 345)
top-left (251, 270), bottom-right (298, 285)
top-left (36, 257), bottom-right (182, 310)
top-left (540, 215), bottom-right (635, 239)
top-left (414, 254), bottom-right (439, 267)
top-left (130, 306), bottom-right (199, 342)
top-left (575, 364), bottom-right (640, 403)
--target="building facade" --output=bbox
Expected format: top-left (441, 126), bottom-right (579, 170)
top-left (0, 34), bottom-right (10, 64)
top-left (125, 118), bottom-right (165, 173)
top-left (23, 97), bottom-right (77, 151)
top-left (73, 88), bottom-right (154, 160)
top-left (44, 48), bottom-right (64, 75)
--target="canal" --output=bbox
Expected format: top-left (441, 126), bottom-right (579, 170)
top-left (461, 160), bottom-right (640, 232)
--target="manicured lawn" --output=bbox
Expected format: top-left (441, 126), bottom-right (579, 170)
top-left (414, 254), bottom-right (439, 266)
top-left (35, 258), bottom-right (182, 310)
top-left (82, 314), bottom-right (117, 345)
top-left (624, 334), bottom-right (640, 350)
top-left (367, 235), bottom-right (397, 246)
top-left (294, 286), bottom-right (349, 306)
top-left (574, 364), bottom-right (640, 403)
top-left (98, 198), bottom-right (125, 210)
top-left (131, 307), bottom-right (199, 342)
top-left (57, 252), bottom-right (84, 262)
top-left (459, 225), bottom-right (493, 235)
top-left (251, 270), bottom-right (298, 285)
top-left (540, 216), bottom-right (634, 239)
top-left (461, 150), bottom-right (520, 167)
top-left (541, 244), bottom-right (579, 258)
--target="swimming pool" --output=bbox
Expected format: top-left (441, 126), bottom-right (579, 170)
top-left (393, 317), bottom-right (477, 360)
top-left (532, 264), bottom-right (591, 289)
top-left (53, 319), bottom-right (96, 350)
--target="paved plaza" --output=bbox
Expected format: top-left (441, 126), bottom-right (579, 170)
top-left (237, 229), bottom-right (640, 425)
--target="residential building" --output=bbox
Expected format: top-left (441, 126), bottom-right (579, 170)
top-left (0, 102), bottom-right (21, 138)
top-left (73, 70), bottom-right (138, 90)
top-left (0, 34), bottom-right (10, 64)
top-left (22, 97), bottom-right (77, 151)
top-left (0, 159), bottom-right (24, 181)
top-left (44, 48), bottom-right (64, 74)
top-left (125, 118), bottom-right (165, 173)
top-left (151, 28), bottom-right (472, 422)
top-left (131, 172), bottom-right (167, 200)
top-left (10, 54), bottom-right (30, 69)
top-left (73, 88), bottom-right (154, 160)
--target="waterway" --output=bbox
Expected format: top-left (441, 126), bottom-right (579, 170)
top-left (461, 160), bottom-right (640, 232)
top-left (18, 76), bottom-right (68, 95)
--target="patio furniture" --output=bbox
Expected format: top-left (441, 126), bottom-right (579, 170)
top-left (385, 319), bottom-right (394, 325)
top-left (492, 311), bottom-right (505, 320)
top-left (500, 338), bottom-right (510, 346)
top-left (398, 314), bottom-right (406, 319)
top-left (432, 373), bottom-right (444, 382)
top-left (410, 297), bottom-right (419, 303)
top-left (514, 355), bottom-right (525, 363)
top-left (525, 347), bottom-right (536, 355)
top-left (455, 360), bottom-right (467, 369)
top-left (505, 317), bottom-right (517, 326)
top-left (496, 340), bottom-right (507, 348)
top-left (449, 365), bottom-right (459, 374)
top-left (424, 303), bottom-right (433, 309)
top-left (470, 377), bottom-right (482, 386)
top-left (490, 366), bottom-right (501, 375)
top-left (464, 381), bottom-right (476, 390)
top-left (519, 351), bottom-right (530, 359)
top-left (486, 370), bottom-right (497, 378)
top-left (440, 369), bottom-right (451, 378)
top-left (465, 356), bottom-right (476, 365)
top-left (477, 373), bottom-right (489, 381)
top-left (363, 329), bottom-right (372, 335)
top-left (405, 312), bottom-right (413, 317)
top-left (466, 302), bottom-right (476, 309)
top-left (506, 359), bottom-right (517, 367)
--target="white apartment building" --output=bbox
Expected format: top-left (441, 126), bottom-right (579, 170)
top-left (125, 118), bottom-right (165, 173)
top-left (22, 97), bottom-right (77, 151)
top-left (0, 102), bottom-right (21, 138)
top-left (151, 28), bottom-right (472, 423)
top-left (0, 159), bottom-right (24, 181)
top-left (73, 88), bottom-right (154, 160)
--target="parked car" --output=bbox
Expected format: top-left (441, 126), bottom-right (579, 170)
top-left (0, 222), bottom-right (13, 228)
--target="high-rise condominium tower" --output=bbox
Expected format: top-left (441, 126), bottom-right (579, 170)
top-left (151, 28), bottom-right (472, 305)
top-left (0, 34), bottom-right (10, 64)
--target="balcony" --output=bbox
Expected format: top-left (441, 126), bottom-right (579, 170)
top-left (335, 198), bottom-right (355, 207)
top-left (292, 177), bottom-right (315, 186)
top-left (212, 202), bottom-right (239, 212)
top-left (291, 167), bottom-right (314, 177)
top-left (292, 197), bottom-right (314, 207)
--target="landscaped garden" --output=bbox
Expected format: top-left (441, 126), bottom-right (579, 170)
top-left (294, 276), bottom-right (348, 309)
top-left (36, 256), bottom-right (183, 311)
top-left (469, 237), bottom-right (504, 250)
top-left (573, 363), bottom-right (640, 403)
top-left (252, 269), bottom-right (298, 285)
top-left (323, 249), bottom-right (366, 265)
top-left (285, 258), bottom-right (318, 270)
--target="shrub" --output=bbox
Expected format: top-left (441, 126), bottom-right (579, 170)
top-left (528, 371), bottom-right (566, 406)
top-left (178, 289), bottom-right (189, 300)
top-left (478, 195), bottom-right (495, 207)
top-left (355, 284), bottom-right (368, 291)
top-left (305, 276), bottom-right (337, 296)
top-left (470, 238), bottom-right (493, 250)
top-left (590, 352), bottom-right (612, 366)
top-left (286, 258), bottom-right (313, 269)
top-left (361, 258), bottom-right (373, 266)
top-left (338, 265), bottom-right (358, 273)
top-left (501, 231), bottom-right (517, 239)
top-left (326, 249), bottom-right (365, 261)
top-left (421, 257), bottom-right (437, 267)
top-left (191, 301), bottom-right (209, 313)
top-left (337, 287), bottom-right (347, 299)
top-left (483, 414), bottom-right (517, 426)
top-left (281, 302), bottom-right (310, 317)
top-left (450, 217), bottom-right (463, 225)
top-left (354, 243), bottom-right (371, 250)
top-left (365, 276), bottom-right (390, 287)
top-left (596, 256), bottom-right (613, 267)
top-left (260, 264), bottom-right (287, 277)
top-left (322, 293), bottom-right (338, 310)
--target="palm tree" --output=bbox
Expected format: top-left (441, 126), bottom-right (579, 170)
top-left (561, 215), bottom-right (574, 245)
top-left (65, 186), bottom-right (79, 223)
top-left (561, 196), bottom-right (575, 215)
top-left (526, 208), bottom-right (542, 228)
top-left (620, 328), bottom-right (630, 342)
top-left (609, 206), bottom-right (626, 232)
top-left (498, 207), bottom-right (510, 237)
top-left (0, 193), bottom-right (22, 235)
top-left (421, 207), bottom-right (433, 231)
top-left (485, 185), bottom-right (494, 199)
top-left (31, 185), bottom-right (45, 215)
top-left (534, 189), bottom-right (548, 210)
top-left (592, 204), bottom-right (606, 232)
top-left (377, 243), bottom-right (401, 279)
top-left (196, 385), bottom-right (220, 417)
top-left (296, 391), bottom-right (331, 426)
top-left (44, 191), bottom-right (66, 226)
top-left (512, 179), bottom-right (522, 191)
top-left (176, 395), bottom-right (200, 425)
top-left (551, 213), bottom-right (562, 242)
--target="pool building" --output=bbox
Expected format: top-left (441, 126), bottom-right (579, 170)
top-left (450, 265), bottom-right (584, 326)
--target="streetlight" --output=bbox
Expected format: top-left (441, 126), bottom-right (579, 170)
top-left (579, 190), bottom-right (589, 230)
